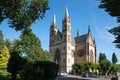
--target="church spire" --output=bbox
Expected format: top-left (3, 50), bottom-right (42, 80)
top-left (51, 14), bottom-right (58, 29)
top-left (63, 6), bottom-right (70, 21)
top-left (52, 14), bottom-right (56, 25)
top-left (88, 25), bottom-right (90, 33)
top-left (64, 7), bottom-right (69, 18)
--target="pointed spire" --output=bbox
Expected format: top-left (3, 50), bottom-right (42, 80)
top-left (88, 25), bottom-right (90, 33)
top-left (65, 6), bottom-right (69, 18)
top-left (77, 29), bottom-right (79, 37)
top-left (52, 14), bottom-right (56, 24)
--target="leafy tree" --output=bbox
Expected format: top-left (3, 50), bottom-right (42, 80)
top-left (7, 49), bottom-right (27, 80)
top-left (112, 52), bottom-right (118, 64)
top-left (91, 63), bottom-right (99, 73)
top-left (0, 46), bottom-right (10, 68)
top-left (19, 29), bottom-right (43, 61)
top-left (5, 39), bottom-right (11, 51)
top-left (99, 60), bottom-right (111, 77)
top-left (0, 30), bottom-right (4, 50)
top-left (99, 0), bottom-right (120, 48)
top-left (72, 62), bottom-right (84, 75)
top-left (99, 53), bottom-right (106, 63)
top-left (0, 0), bottom-right (49, 31)
top-left (83, 62), bottom-right (92, 72)
top-left (109, 64), bottom-right (120, 75)
top-left (18, 29), bottom-right (52, 61)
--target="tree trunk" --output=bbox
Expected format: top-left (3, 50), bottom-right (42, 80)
top-left (11, 73), bottom-right (17, 80)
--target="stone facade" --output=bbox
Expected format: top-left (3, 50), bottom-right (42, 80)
top-left (49, 7), bottom-right (96, 73)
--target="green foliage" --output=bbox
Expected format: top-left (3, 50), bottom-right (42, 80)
top-left (0, 0), bottom-right (49, 31)
top-left (91, 63), bottom-right (99, 71)
top-left (109, 27), bottom-right (120, 48)
top-left (0, 46), bottom-right (10, 68)
top-left (5, 39), bottom-right (11, 51)
top-left (99, 0), bottom-right (120, 22)
top-left (112, 52), bottom-right (118, 64)
top-left (99, 60), bottom-right (111, 75)
top-left (21, 61), bottom-right (58, 80)
top-left (99, 53), bottom-right (106, 63)
top-left (83, 62), bottom-right (92, 72)
top-left (72, 62), bottom-right (84, 75)
top-left (109, 64), bottom-right (120, 75)
top-left (99, 0), bottom-right (120, 49)
top-left (7, 49), bottom-right (27, 80)
top-left (0, 30), bottom-right (4, 50)
top-left (72, 62), bottom-right (94, 75)
top-left (17, 29), bottom-right (53, 62)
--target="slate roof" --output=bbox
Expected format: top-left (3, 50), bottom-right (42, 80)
top-left (74, 33), bottom-right (88, 44)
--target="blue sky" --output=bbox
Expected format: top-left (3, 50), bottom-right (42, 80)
top-left (0, 0), bottom-right (119, 63)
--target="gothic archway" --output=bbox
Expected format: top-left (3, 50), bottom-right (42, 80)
top-left (54, 49), bottom-right (60, 64)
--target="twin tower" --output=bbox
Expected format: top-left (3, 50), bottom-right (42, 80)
top-left (49, 7), bottom-right (96, 73)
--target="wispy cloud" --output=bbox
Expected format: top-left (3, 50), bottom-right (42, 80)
top-left (93, 23), bottom-right (114, 43)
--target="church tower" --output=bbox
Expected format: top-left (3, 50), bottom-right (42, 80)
top-left (49, 14), bottom-right (58, 46)
top-left (61, 7), bottom-right (75, 73)
top-left (62, 7), bottom-right (71, 42)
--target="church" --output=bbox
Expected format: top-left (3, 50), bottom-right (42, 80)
top-left (49, 7), bottom-right (96, 73)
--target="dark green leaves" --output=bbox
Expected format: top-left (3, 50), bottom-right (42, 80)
top-left (0, 0), bottom-right (49, 31)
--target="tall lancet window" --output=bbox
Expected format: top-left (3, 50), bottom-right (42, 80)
top-left (90, 50), bottom-right (93, 62)
top-left (54, 49), bottom-right (60, 64)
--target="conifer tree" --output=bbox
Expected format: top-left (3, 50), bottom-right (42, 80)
top-left (112, 52), bottom-right (118, 64)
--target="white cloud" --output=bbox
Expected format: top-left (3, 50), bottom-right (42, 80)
top-left (93, 25), bottom-right (114, 43)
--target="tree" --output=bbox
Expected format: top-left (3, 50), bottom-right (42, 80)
top-left (0, 30), bottom-right (4, 50)
top-left (99, 60), bottom-right (111, 77)
top-left (5, 39), bottom-right (11, 51)
top-left (99, 53), bottom-right (106, 63)
top-left (72, 62), bottom-right (84, 75)
top-left (83, 62), bottom-right (92, 72)
top-left (112, 52), bottom-right (118, 64)
top-left (7, 49), bottom-right (27, 80)
top-left (19, 29), bottom-right (43, 61)
top-left (109, 64), bottom-right (120, 76)
top-left (91, 63), bottom-right (99, 73)
top-left (0, 0), bottom-right (49, 31)
top-left (99, 0), bottom-right (120, 48)
top-left (0, 46), bottom-right (10, 68)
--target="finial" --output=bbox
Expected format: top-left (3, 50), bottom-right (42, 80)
top-left (88, 25), bottom-right (90, 33)
top-left (77, 29), bottom-right (79, 37)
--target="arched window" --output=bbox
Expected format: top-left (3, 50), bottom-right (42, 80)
top-left (54, 49), bottom-right (60, 64)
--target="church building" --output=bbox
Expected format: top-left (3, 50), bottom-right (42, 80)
top-left (49, 7), bottom-right (96, 73)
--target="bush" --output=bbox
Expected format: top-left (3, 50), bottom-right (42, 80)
top-left (21, 61), bottom-right (58, 80)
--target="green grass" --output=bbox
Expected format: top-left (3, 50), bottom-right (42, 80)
top-left (0, 69), bottom-right (21, 80)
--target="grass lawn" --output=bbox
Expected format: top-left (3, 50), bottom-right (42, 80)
top-left (0, 69), bottom-right (21, 80)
